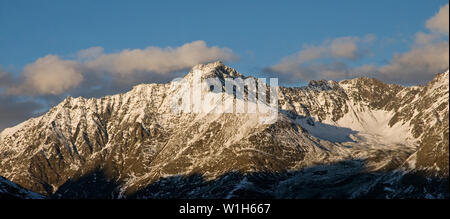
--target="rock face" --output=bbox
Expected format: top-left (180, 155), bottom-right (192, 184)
top-left (0, 62), bottom-right (448, 199)
top-left (401, 72), bottom-right (449, 176)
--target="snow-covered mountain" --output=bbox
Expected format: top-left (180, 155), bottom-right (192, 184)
top-left (0, 62), bottom-right (448, 199)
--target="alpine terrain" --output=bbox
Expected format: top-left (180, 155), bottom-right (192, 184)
top-left (0, 61), bottom-right (448, 199)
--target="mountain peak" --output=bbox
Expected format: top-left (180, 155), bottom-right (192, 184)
top-left (424, 69), bottom-right (449, 92)
top-left (307, 79), bottom-right (340, 90)
top-left (433, 69), bottom-right (449, 83)
top-left (193, 60), bottom-right (225, 70)
top-left (186, 61), bottom-right (243, 80)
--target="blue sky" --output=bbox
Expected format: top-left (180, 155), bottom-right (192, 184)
top-left (0, 0), bottom-right (447, 75)
top-left (0, 0), bottom-right (448, 130)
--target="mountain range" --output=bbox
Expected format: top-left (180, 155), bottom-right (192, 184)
top-left (0, 61), bottom-right (448, 199)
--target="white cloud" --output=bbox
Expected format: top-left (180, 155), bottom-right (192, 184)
top-left (77, 46), bottom-right (104, 60)
top-left (329, 36), bottom-right (360, 59)
top-left (377, 41), bottom-right (449, 84)
top-left (426, 3), bottom-right (449, 34)
top-left (7, 41), bottom-right (238, 96)
top-left (414, 32), bottom-right (438, 46)
top-left (9, 55), bottom-right (83, 95)
top-left (268, 35), bottom-right (375, 81)
top-left (0, 70), bottom-right (14, 88)
top-left (267, 4), bottom-right (449, 84)
top-left (85, 40), bottom-right (238, 76)
top-left (375, 3), bottom-right (449, 84)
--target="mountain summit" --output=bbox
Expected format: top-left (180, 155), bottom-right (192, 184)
top-left (0, 64), bottom-right (448, 199)
top-left (186, 61), bottom-right (243, 79)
